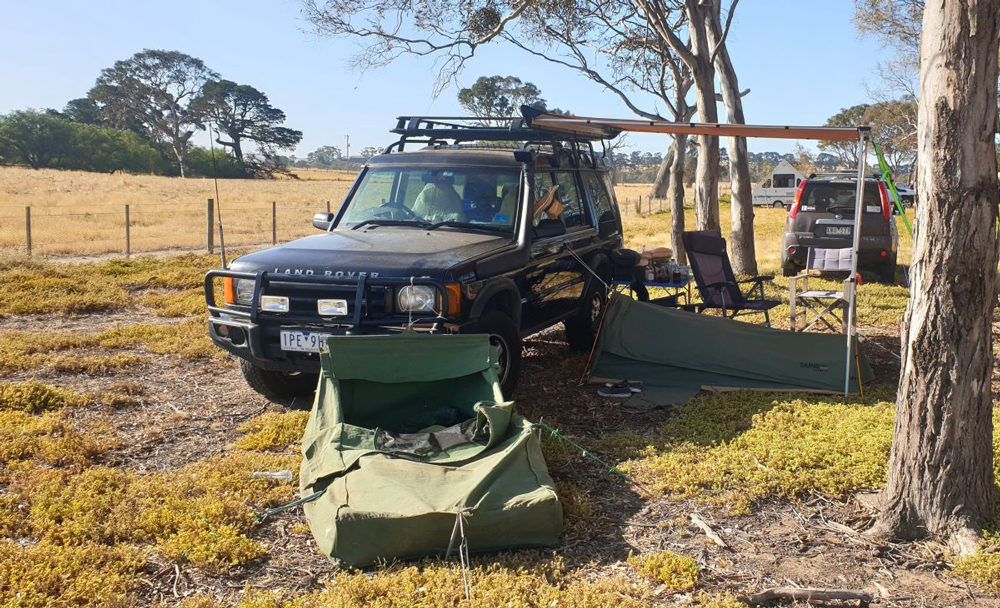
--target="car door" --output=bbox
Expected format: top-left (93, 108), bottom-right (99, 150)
top-left (519, 169), bottom-right (595, 332)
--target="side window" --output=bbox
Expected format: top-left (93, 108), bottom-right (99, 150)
top-left (773, 174), bottom-right (795, 188)
top-left (553, 171), bottom-right (586, 229)
top-left (532, 172), bottom-right (555, 228)
top-left (583, 172), bottom-right (614, 221)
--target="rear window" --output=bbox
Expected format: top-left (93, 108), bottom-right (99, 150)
top-left (800, 182), bottom-right (883, 214)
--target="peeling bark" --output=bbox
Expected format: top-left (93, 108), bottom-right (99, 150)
top-left (688, 11), bottom-right (720, 233)
top-left (707, 8), bottom-right (756, 276)
top-left (873, 0), bottom-right (1000, 553)
top-left (669, 134), bottom-right (688, 264)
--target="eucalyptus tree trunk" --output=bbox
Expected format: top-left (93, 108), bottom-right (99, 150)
top-left (707, 15), bottom-right (756, 276)
top-left (872, 0), bottom-right (1000, 554)
top-left (687, 10), bottom-right (720, 232)
top-left (649, 145), bottom-right (676, 199)
top-left (668, 133), bottom-right (688, 264)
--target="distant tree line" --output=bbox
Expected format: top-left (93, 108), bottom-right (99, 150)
top-left (611, 147), bottom-right (845, 186)
top-left (0, 49), bottom-right (302, 178)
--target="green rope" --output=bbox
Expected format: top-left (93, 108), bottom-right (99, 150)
top-left (872, 139), bottom-right (914, 238)
top-left (536, 422), bottom-right (653, 497)
top-left (254, 487), bottom-right (327, 523)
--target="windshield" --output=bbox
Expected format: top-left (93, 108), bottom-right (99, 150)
top-left (338, 167), bottom-right (521, 231)
top-left (800, 182), bottom-right (883, 214)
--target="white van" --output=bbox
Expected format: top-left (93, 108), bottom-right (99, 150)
top-left (752, 160), bottom-right (806, 208)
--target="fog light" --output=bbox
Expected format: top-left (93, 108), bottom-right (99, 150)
top-left (318, 298), bottom-right (348, 316)
top-left (260, 295), bottom-right (289, 312)
top-left (214, 323), bottom-right (229, 337)
top-left (229, 326), bottom-right (246, 345)
top-left (788, 246), bottom-right (797, 255)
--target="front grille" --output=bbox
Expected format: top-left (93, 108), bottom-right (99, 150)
top-left (263, 280), bottom-right (391, 320)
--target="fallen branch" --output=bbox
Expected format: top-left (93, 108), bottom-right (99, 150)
top-left (742, 587), bottom-right (872, 606)
top-left (690, 513), bottom-right (728, 549)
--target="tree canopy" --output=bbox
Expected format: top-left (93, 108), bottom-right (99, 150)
top-left (89, 50), bottom-right (218, 177)
top-left (0, 110), bottom-right (163, 173)
top-left (197, 80), bottom-right (303, 169)
top-left (819, 99), bottom-right (917, 177)
top-left (457, 76), bottom-right (550, 123)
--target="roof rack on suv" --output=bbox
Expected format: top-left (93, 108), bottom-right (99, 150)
top-left (387, 115), bottom-right (608, 154)
top-left (808, 172), bottom-right (883, 180)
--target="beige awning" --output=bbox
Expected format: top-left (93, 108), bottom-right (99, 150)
top-left (530, 114), bottom-right (864, 142)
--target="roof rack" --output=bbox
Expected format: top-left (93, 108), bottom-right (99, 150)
top-left (808, 172), bottom-right (882, 180)
top-left (388, 114), bottom-right (607, 153)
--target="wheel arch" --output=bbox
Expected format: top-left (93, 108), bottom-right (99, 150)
top-left (469, 277), bottom-right (522, 328)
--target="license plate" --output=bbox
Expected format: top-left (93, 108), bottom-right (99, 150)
top-left (826, 226), bottom-right (851, 236)
top-left (280, 330), bottom-right (333, 353)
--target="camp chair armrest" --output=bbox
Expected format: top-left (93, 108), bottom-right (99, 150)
top-left (738, 275), bottom-right (774, 284)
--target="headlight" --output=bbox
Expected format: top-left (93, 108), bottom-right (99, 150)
top-left (397, 285), bottom-right (436, 313)
top-left (235, 279), bottom-right (254, 305)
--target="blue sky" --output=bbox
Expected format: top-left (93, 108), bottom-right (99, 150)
top-left (1, 1), bottom-right (892, 156)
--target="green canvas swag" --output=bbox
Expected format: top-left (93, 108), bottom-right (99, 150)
top-left (299, 333), bottom-right (563, 567)
top-left (588, 294), bottom-right (874, 407)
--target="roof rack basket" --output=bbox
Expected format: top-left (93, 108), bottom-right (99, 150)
top-left (387, 110), bottom-right (608, 153)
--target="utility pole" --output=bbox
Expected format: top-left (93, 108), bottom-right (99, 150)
top-left (344, 135), bottom-right (350, 161)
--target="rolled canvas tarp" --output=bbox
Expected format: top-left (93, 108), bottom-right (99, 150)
top-left (588, 294), bottom-right (873, 407)
top-left (299, 333), bottom-right (562, 567)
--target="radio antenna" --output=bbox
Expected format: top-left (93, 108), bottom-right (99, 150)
top-left (208, 122), bottom-right (228, 268)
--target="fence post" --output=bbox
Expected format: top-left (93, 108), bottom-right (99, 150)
top-left (124, 204), bottom-right (131, 257)
top-left (24, 206), bottom-right (31, 256)
top-left (326, 200), bottom-right (331, 214)
top-left (206, 198), bottom-right (214, 254)
top-left (272, 201), bottom-right (277, 245)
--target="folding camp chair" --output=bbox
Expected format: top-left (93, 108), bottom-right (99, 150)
top-left (789, 248), bottom-right (855, 333)
top-left (681, 230), bottom-right (780, 326)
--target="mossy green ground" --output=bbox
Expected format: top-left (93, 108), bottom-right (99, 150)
top-left (0, 254), bottom-right (217, 317)
top-left (0, 211), bottom-right (996, 603)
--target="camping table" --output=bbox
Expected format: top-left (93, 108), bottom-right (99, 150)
top-left (612, 276), bottom-right (693, 307)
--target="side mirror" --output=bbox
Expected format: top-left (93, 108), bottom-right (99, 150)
top-left (313, 212), bottom-right (335, 231)
top-left (534, 218), bottom-right (566, 239)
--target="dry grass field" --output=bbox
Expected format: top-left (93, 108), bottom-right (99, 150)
top-left (0, 166), bottom-right (743, 258)
top-left (0, 167), bottom-right (357, 255)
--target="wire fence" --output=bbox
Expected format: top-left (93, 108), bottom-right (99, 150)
top-left (0, 199), bottom-right (338, 257)
top-left (0, 182), bottom-right (732, 257)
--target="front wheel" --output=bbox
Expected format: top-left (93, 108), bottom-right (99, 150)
top-left (239, 359), bottom-right (317, 405)
top-left (475, 310), bottom-right (521, 399)
top-left (772, 201), bottom-right (784, 208)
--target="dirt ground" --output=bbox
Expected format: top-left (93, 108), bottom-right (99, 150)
top-left (4, 300), bottom-right (996, 607)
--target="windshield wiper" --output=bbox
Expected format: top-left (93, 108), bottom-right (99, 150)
top-left (350, 219), bottom-right (431, 231)
top-left (425, 220), bottom-right (509, 233)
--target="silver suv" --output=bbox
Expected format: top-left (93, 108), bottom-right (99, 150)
top-left (780, 173), bottom-right (898, 283)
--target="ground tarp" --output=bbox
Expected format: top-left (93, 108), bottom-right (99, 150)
top-left (588, 294), bottom-right (874, 408)
top-left (299, 333), bottom-right (562, 567)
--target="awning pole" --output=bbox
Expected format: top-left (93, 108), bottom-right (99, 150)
top-left (844, 131), bottom-right (870, 397)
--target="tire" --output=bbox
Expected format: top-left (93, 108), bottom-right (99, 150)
top-left (782, 264), bottom-right (798, 277)
top-left (475, 310), bottom-right (521, 399)
top-left (564, 279), bottom-right (607, 352)
top-left (878, 262), bottom-right (897, 284)
top-left (772, 201), bottom-right (784, 208)
top-left (240, 359), bottom-right (317, 405)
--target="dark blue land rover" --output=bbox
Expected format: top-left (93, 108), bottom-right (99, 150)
top-left (205, 115), bottom-right (624, 399)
